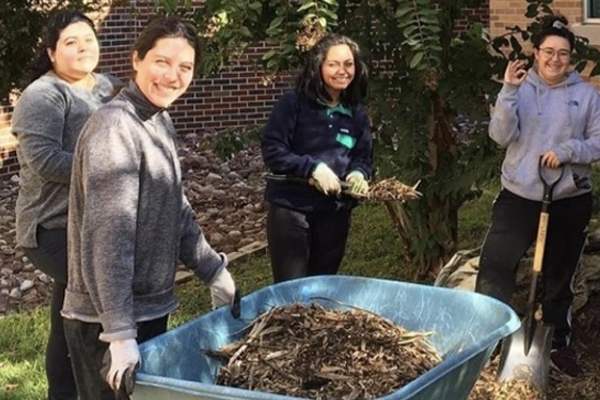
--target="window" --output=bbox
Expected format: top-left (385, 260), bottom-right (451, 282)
top-left (585, 0), bottom-right (600, 21)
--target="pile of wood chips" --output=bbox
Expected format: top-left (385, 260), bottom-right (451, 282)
top-left (212, 302), bottom-right (441, 400)
top-left (364, 178), bottom-right (422, 202)
top-left (468, 356), bottom-right (545, 400)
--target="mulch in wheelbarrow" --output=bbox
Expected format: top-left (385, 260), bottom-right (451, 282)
top-left (212, 302), bottom-right (441, 399)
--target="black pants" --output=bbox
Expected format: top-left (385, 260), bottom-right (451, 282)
top-left (267, 204), bottom-right (351, 283)
top-left (22, 227), bottom-right (77, 400)
top-left (476, 190), bottom-right (592, 349)
top-left (64, 316), bottom-right (168, 400)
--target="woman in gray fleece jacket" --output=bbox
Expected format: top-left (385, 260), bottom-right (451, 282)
top-left (12, 10), bottom-right (120, 400)
top-left (61, 17), bottom-right (236, 400)
top-left (475, 16), bottom-right (600, 378)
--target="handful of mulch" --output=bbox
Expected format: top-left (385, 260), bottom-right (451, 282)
top-left (210, 302), bottom-right (441, 400)
top-left (363, 178), bottom-right (422, 201)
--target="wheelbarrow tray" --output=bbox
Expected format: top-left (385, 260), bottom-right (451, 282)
top-left (133, 276), bottom-right (520, 400)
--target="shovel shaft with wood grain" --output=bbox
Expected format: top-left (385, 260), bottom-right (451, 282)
top-left (497, 160), bottom-right (564, 390)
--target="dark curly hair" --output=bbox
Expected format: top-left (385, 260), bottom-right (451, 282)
top-left (296, 33), bottom-right (368, 107)
top-left (532, 15), bottom-right (575, 52)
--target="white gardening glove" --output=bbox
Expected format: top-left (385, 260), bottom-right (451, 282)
top-left (210, 267), bottom-right (236, 309)
top-left (106, 339), bottom-right (140, 394)
top-left (311, 163), bottom-right (341, 195)
top-left (346, 171), bottom-right (369, 197)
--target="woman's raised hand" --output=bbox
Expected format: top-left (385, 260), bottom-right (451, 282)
top-left (504, 60), bottom-right (528, 86)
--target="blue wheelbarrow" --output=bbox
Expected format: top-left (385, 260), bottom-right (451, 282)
top-left (133, 275), bottom-right (519, 400)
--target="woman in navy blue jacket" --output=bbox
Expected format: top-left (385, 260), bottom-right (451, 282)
top-left (261, 33), bottom-right (372, 283)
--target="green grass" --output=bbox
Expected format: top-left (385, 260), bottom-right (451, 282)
top-left (0, 187), bottom-right (498, 400)
top-left (0, 308), bottom-right (49, 400)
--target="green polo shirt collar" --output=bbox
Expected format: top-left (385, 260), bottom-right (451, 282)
top-left (317, 98), bottom-right (353, 117)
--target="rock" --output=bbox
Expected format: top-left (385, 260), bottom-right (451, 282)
top-left (19, 280), bottom-right (34, 292)
top-left (11, 262), bottom-right (23, 273)
top-left (22, 263), bottom-right (35, 272)
top-left (1, 245), bottom-right (15, 255)
top-left (183, 154), bottom-right (208, 169)
top-left (207, 172), bottom-right (222, 181)
top-left (9, 288), bottom-right (21, 299)
top-left (210, 233), bottom-right (224, 244)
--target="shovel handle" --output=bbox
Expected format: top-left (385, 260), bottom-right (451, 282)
top-left (532, 212), bottom-right (548, 274)
top-left (534, 159), bottom-right (564, 273)
top-left (538, 158), bottom-right (564, 206)
top-left (265, 174), bottom-right (351, 191)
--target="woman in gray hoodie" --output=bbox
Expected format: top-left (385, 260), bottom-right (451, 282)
top-left (475, 16), bottom-right (600, 378)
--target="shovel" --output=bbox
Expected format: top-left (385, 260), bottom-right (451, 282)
top-left (497, 160), bottom-right (564, 390)
top-left (265, 173), bottom-right (352, 191)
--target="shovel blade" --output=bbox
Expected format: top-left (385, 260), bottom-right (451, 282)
top-left (497, 320), bottom-right (554, 390)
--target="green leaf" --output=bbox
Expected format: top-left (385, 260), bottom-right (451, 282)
top-left (509, 36), bottom-right (522, 54)
top-left (541, 4), bottom-right (553, 14)
top-left (320, 7), bottom-right (339, 20)
top-left (263, 49), bottom-right (277, 60)
top-left (217, 11), bottom-right (228, 23)
top-left (238, 26), bottom-right (251, 37)
top-left (318, 17), bottom-right (327, 27)
top-left (525, 4), bottom-right (538, 18)
top-left (320, 0), bottom-right (337, 5)
top-left (268, 16), bottom-right (284, 30)
top-left (248, 2), bottom-right (261, 10)
top-left (395, 7), bottom-right (412, 18)
top-left (403, 25), bottom-right (421, 37)
top-left (590, 63), bottom-right (600, 77)
top-left (575, 60), bottom-right (588, 73)
top-left (267, 57), bottom-right (279, 69)
top-left (409, 52), bottom-right (424, 69)
top-left (298, 1), bottom-right (316, 12)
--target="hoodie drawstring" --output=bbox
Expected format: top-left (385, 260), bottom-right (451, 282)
top-left (535, 84), bottom-right (542, 115)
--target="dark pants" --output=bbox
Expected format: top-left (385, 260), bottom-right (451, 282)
top-left (267, 204), bottom-right (351, 283)
top-left (64, 316), bottom-right (168, 400)
top-left (476, 190), bottom-right (592, 349)
top-left (22, 227), bottom-right (77, 400)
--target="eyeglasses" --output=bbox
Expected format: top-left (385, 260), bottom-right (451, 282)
top-left (539, 47), bottom-right (571, 60)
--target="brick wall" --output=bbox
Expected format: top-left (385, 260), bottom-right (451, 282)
top-left (489, 0), bottom-right (582, 37)
top-left (0, 104), bottom-right (18, 176)
top-left (455, 0), bottom-right (490, 32)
